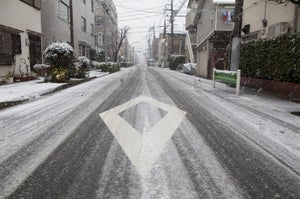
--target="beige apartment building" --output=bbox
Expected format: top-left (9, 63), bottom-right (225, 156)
top-left (0, 0), bottom-right (42, 77)
top-left (186, 0), bottom-right (234, 78)
top-left (242, 1), bottom-right (300, 40)
top-left (41, 0), bottom-right (95, 57)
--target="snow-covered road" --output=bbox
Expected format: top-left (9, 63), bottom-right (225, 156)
top-left (1, 65), bottom-right (300, 198)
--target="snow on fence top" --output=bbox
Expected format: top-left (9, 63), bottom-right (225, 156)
top-left (213, 68), bottom-right (241, 95)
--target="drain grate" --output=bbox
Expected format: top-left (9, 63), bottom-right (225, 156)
top-left (291, 112), bottom-right (300, 117)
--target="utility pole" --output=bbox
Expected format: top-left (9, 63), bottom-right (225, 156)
top-left (230, 0), bottom-right (244, 71)
top-left (69, 0), bottom-right (74, 48)
top-left (153, 24), bottom-right (156, 40)
top-left (171, 0), bottom-right (174, 55)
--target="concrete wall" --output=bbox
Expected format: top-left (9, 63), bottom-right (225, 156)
top-left (196, 0), bottom-right (214, 44)
top-left (197, 42), bottom-right (209, 77)
top-left (0, 0), bottom-right (41, 76)
top-left (41, 0), bottom-right (70, 48)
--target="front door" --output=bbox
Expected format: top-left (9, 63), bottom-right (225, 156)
top-left (29, 34), bottom-right (42, 71)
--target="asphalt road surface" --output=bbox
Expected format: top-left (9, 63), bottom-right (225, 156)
top-left (1, 65), bottom-right (300, 198)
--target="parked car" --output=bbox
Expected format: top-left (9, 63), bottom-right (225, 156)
top-left (147, 59), bottom-right (155, 67)
top-left (182, 63), bottom-right (197, 75)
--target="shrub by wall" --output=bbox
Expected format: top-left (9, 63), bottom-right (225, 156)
top-left (168, 55), bottom-right (185, 70)
top-left (44, 42), bottom-right (75, 82)
top-left (240, 33), bottom-right (300, 84)
top-left (98, 62), bottom-right (120, 73)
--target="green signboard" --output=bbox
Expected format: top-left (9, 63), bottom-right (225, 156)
top-left (213, 68), bottom-right (241, 95)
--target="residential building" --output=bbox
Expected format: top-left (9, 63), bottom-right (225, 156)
top-left (165, 33), bottom-right (186, 57)
top-left (95, 0), bottom-right (118, 61)
top-left (0, 0), bottom-right (42, 77)
top-left (155, 32), bottom-right (186, 67)
top-left (242, 1), bottom-right (300, 41)
top-left (192, 0), bottom-right (234, 78)
top-left (185, 0), bottom-right (199, 63)
top-left (41, 0), bottom-right (95, 58)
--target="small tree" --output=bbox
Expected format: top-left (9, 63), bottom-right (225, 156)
top-left (112, 26), bottom-right (130, 62)
top-left (44, 42), bottom-right (74, 82)
top-left (44, 42), bottom-right (74, 68)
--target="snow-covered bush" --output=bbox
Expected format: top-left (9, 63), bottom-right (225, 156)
top-left (33, 64), bottom-right (52, 81)
top-left (77, 56), bottom-right (90, 68)
top-left (91, 61), bottom-right (101, 69)
top-left (99, 62), bottom-right (120, 73)
top-left (44, 42), bottom-right (74, 68)
top-left (69, 62), bottom-right (87, 79)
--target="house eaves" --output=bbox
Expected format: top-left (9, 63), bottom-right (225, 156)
top-left (196, 30), bottom-right (232, 49)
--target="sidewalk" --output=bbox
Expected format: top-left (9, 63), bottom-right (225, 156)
top-left (0, 70), bottom-right (108, 109)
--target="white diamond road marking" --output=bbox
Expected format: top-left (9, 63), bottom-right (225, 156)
top-left (99, 96), bottom-right (186, 177)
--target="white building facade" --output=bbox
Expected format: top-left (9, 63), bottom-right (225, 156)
top-left (41, 0), bottom-right (95, 57)
top-left (0, 0), bottom-right (42, 77)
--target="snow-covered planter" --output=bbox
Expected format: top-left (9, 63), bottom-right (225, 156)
top-left (44, 42), bottom-right (74, 68)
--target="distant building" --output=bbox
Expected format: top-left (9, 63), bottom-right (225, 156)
top-left (155, 33), bottom-right (186, 67)
top-left (242, 1), bottom-right (300, 41)
top-left (151, 38), bottom-right (160, 61)
top-left (0, 0), bottom-right (42, 76)
top-left (165, 33), bottom-right (186, 58)
top-left (41, 0), bottom-right (95, 58)
top-left (95, 0), bottom-right (118, 61)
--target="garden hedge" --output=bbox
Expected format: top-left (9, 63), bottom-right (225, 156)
top-left (240, 33), bottom-right (300, 83)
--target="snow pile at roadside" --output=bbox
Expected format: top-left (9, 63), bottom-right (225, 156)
top-left (0, 70), bottom-right (109, 103)
top-left (0, 80), bottom-right (65, 103)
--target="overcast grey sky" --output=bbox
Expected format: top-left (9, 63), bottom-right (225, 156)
top-left (113, 0), bottom-right (188, 56)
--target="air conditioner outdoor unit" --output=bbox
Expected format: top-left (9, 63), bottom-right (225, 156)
top-left (267, 22), bottom-right (289, 38)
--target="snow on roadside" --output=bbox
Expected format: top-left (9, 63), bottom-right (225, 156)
top-left (0, 70), bottom-right (108, 103)
top-left (0, 80), bottom-right (65, 103)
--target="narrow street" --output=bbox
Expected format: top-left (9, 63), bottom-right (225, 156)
top-left (1, 65), bottom-right (300, 198)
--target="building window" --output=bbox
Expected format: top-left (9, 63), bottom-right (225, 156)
top-left (91, 0), bottom-right (94, 12)
top-left (20, 0), bottom-right (41, 9)
top-left (0, 30), bottom-right (21, 66)
top-left (97, 32), bottom-right (103, 46)
top-left (79, 45), bottom-right (90, 58)
top-left (81, 17), bottom-right (86, 32)
top-left (58, 0), bottom-right (70, 22)
top-left (90, 24), bottom-right (94, 37)
top-left (82, 0), bottom-right (86, 4)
